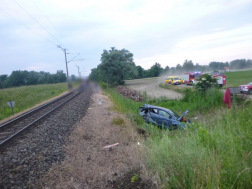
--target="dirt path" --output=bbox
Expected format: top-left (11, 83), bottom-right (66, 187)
top-left (42, 91), bottom-right (150, 188)
top-left (125, 77), bottom-right (183, 99)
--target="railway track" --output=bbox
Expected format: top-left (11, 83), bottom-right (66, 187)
top-left (0, 91), bottom-right (80, 147)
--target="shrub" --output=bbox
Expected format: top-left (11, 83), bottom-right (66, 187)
top-left (100, 82), bottom-right (108, 89)
top-left (195, 73), bottom-right (218, 93)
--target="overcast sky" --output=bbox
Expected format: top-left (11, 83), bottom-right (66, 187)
top-left (1, 0), bottom-right (252, 76)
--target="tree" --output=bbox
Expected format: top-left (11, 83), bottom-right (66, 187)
top-left (98, 47), bottom-right (137, 85)
top-left (176, 64), bottom-right (182, 73)
top-left (164, 66), bottom-right (170, 73)
top-left (230, 59), bottom-right (251, 69)
top-left (0, 75), bottom-right (8, 88)
top-left (183, 60), bottom-right (194, 72)
top-left (89, 68), bottom-right (99, 81)
top-left (149, 62), bottom-right (162, 77)
top-left (136, 66), bottom-right (144, 78)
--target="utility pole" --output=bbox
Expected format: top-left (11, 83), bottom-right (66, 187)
top-left (64, 49), bottom-right (69, 80)
top-left (57, 45), bottom-right (70, 89)
top-left (57, 45), bottom-right (85, 89)
top-left (76, 65), bottom-right (81, 77)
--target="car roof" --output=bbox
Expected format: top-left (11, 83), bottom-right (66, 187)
top-left (145, 104), bottom-right (172, 112)
top-left (168, 76), bottom-right (179, 78)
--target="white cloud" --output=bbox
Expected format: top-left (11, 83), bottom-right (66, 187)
top-left (0, 0), bottom-right (252, 75)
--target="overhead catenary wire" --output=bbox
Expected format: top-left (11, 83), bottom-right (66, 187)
top-left (0, 9), bottom-right (57, 46)
top-left (30, 0), bottom-right (79, 53)
top-left (13, 0), bottom-right (64, 46)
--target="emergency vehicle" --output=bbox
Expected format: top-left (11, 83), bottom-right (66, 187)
top-left (183, 72), bottom-right (202, 85)
top-left (213, 74), bottom-right (226, 87)
top-left (165, 76), bottom-right (181, 85)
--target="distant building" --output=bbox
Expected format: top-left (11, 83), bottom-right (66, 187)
top-left (224, 67), bottom-right (229, 72)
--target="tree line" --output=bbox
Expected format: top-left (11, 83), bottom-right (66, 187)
top-left (0, 70), bottom-right (67, 89)
top-left (89, 47), bottom-right (252, 85)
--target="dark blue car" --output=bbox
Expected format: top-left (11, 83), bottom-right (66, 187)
top-left (139, 104), bottom-right (190, 130)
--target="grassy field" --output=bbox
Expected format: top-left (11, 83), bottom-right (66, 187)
top-left (222, 70), bottom-right (252, 88)
top-left (0, 83), bottom-right (68, 120)
top-left (105, 87), bottom-right (252, 188)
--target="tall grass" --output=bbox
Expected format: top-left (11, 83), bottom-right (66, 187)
top-left (106, 87), bottom-right (252, 188)
top-left (148, 88), bottom-right (224, 117)
top-left (146, 104), bottom-right (252, 188)
top-left (0, 83), bottom-right (68, 120)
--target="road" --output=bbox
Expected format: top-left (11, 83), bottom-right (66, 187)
top-left (125, 77), bottom-right (243, 99)
top-left (125, 77), bottom-right (183, 99)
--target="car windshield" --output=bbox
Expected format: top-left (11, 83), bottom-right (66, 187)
top-left (174, 78), bottom-right (179, 80)
top-left (195, 74), bottom-right (201, 78)
top-left (190, 75), bottom-right (195, 78)
top-left (248, 82), bottom-right (252, 85)
top-left (167, 109), bottom-right (180, 119)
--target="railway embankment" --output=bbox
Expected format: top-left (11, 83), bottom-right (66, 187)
top-left (0, 89), bottom-right (92, 188)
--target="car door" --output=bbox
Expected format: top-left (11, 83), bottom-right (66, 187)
top-left (157, 110), bottom-right (172, 128)
top-left (148, 108), bottom-right (160, 125)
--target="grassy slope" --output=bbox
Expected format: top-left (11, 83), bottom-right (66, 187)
top-left (105, 88), bottom-right (252, 188)
top-left (0, 83), bottom-right (68, 120)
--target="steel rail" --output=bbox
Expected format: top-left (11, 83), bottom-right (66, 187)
top-left (0, 92), bottom-right (80, 147)
top-left (0, 92), bottom-right (73, 131)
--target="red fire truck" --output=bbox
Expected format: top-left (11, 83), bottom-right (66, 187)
top-left (184, 72), bottom-right (227, 87)
top-left (183, 72), bottom-right (202, 85)
top-left (213, 74), bottom-right (226, 87)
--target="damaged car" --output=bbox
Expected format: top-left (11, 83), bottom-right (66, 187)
top-left (139, 104), bottom-right (190, 130)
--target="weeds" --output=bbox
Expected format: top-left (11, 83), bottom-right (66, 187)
top-left (131, 173), bottom-right (139, 183)
top-left (112, 117), bottom-right (125, 126)
top-left (105, 87), bottom-right (252, 188)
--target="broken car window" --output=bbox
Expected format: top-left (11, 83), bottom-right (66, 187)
top-left (158, 110), bottom-right (172, 119)
top-left (151, 108), bottom-right (158, 114)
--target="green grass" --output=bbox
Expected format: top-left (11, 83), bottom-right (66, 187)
top-left (224, 70), bottom-right (252, 88)
top-left (0, 83), bottom-right (68, 120)
top-left (159, 83), bottom-right (185, 93)
top-left (149, 87), bottom-right (224, 117)
top-left (105, 87), bottom-right (252, 188)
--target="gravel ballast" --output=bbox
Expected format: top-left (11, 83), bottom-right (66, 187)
top-left (0, 89), bottom-right (92, 189)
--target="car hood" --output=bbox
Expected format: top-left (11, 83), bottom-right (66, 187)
top-left (178, 110), bottom-right (189, 121)
top-left (240, 85), bottom-right (251, 87)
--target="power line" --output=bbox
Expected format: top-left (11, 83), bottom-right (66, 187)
top-left (30, 0), bottom-right (79, 53)
top-left (13, 0), bottom-right (64, 46)
top-left (0, 9), bottom-right (57, 45)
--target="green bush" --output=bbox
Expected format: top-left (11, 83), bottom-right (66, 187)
top-left (195, 73), bottom-right (218, 93)
top-left (100, 82), bottom-right (108, 89)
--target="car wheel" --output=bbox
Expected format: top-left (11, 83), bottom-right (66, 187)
top-left (249, 89), bottom-right (252, 95)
